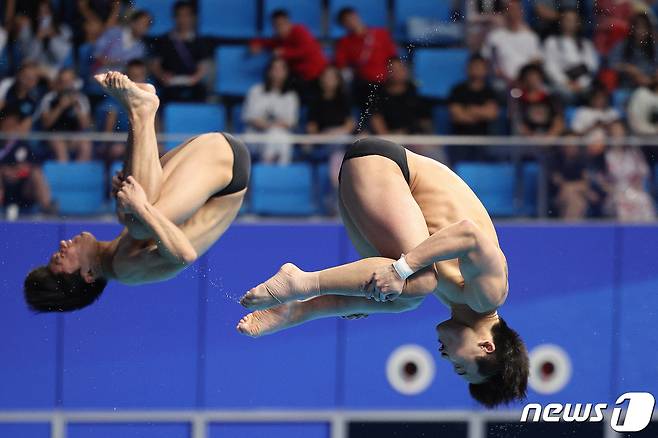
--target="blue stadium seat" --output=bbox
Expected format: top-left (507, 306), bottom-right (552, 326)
top-left (262, 0), bottom-right (323, 37)
top-left (230, 104), bottom-right (245, 133)
top-left (132, 0), bottom-right (175, 36)
top-left (522, 162), bottom-right (539, 216)
top-left (414, 48), bottom-right (469, 99)
top-left (215, 46), bottom-right (270, 97)
top-left (432, 104), bottom-right (450, 134)
top-left (328, 0), bottom-right (389, 37)
top-left (613, 89), bottom-right (631, 115)
top-left (565, 106), bottom-right (577, 128)
top-left (250, 163), bottom-right (315, 215)
top-left (163, 103), bottom-right (226, 150)
top-left (199, 0), bottom-right (258, 38)
top-left (43, 161), bottom-right (105, 215)
top-left (394, 0), bottom-right (454, 39)
top-left (455, 162), bottom-right (516, 216)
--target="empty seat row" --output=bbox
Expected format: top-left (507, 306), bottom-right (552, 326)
top-left (134, 0), bottom-right (457, 40)
top-left (41, 160), bottom-right (324, 216)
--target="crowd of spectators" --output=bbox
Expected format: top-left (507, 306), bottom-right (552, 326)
top-left (0, 0), bottom-right (657, 221)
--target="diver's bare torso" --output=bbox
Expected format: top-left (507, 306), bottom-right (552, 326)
top-left (109, 136), bottom-right (246, 285)
top-left (343, 149), bottom-right (507, 308)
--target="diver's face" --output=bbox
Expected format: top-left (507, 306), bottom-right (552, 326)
top-left (437, 320), bottom-right (488, 384)
top-left (48, 232), bottom-right (96, 275)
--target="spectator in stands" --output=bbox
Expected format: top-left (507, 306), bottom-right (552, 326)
top-left (464, 0), bottom-right (505, 50)
top-left (570, 86), bottom-right (620, 135)
top-left (306, 65), bottom-right (355, 137)
top-left (95, 59), bottom-right (149, 163)
top-left (10, 0), bottom-right (73, 81)
top-left (512, 64), bottom-right (564, 136)
top-left (370, 58), bottom-right (432, 135)
top-left (251, 9), bottom-right (327, 99)
top-left (481, 0), bottom-right (542, 90)
top-left (151, 1), bottom-right (210, 103)
top-left (628, 69), bottom-right (658, 136)
top-left (0, 61), bottom-right (43, 132)
top-left (93, 9), bottom-right (151, 73)
top-left (608, 12), bottom-right (658, 90)
top-left (447, 54), bottom-right (499, 162)
top-left (243, 58), bottom-right (299, 164)
top-left (533, 0), bottom-right (579, 39)
top-left (335, 7), bottom-right (397, 110)
top-left (605, 121), bottom-right (656, 221)
top-left (543, 8), bottom-right (599, 102)
top-left (35, 68), bottom-right (92, 162)
top-left (593, 0), bottom-right (634, 56)
top-left (548, 134), bottom-right (594, 219)
top-left (305, 65), bottom-right (355, 209)
top-left (0, 110), bottom-right (55, 215)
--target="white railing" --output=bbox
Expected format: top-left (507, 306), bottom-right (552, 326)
top-left (0, 409), bottom-right (651, 438)
top-left (1, 131), bottom-right (657, 146)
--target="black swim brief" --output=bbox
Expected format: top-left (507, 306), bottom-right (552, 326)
top-left (212, 132), bottom-right (251, 197)
top-left (339, 137), bottom-right (410, 184)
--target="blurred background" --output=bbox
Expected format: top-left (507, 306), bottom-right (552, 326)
top-left (0, 0), bottom-right (657, 437)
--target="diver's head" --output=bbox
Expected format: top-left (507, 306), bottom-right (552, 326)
top-left (24, 232), bottom-right (107, 312)
top-left (437, 316), bottom-right (528, 408)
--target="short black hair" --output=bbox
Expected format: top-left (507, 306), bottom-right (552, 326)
top-left (24, 266), bottom-right (107, 312)
top-left (517, 63), bottom-right (546, 83)
top-left (270, 9), bottom-right (289, 21)
top-left (468, 53), bottom-right (487, 65)
top-left (127, 59), bottom-right (146, 69)
top-left (173, 0), bottom-right (195, 15)
top-left (469, 317), bottom-right (529, 408)
top-left (337, 7), bottom-right (356, 24)
top-left (130, 9), bottom-right (151, 23)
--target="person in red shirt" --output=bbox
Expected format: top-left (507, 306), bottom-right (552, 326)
top-left (250, 9), bottom-right (328, 99)
top-left (334, 7), bottom-right (398, 111)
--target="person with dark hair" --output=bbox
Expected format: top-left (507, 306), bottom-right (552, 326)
top-left (543, 9), bottom-right (599, 102)
top-left (512, 64), bottom-right (564, 136)
top-left (92, 9), bottom-right (151, 73)
top-left (150, 1), bottom-right (210, 103)
top-left (370, 58), bottom-right (432, 136)
top-left (24, 71), bottom-right (250, 312)
top-left (0, 110), bottom-right (55, 216)
top-left (334, 7), bottom-right (397, 110)
top-left (608, 13), bottom-right (658, 89)
top-left (250, 9), bottom-right (327, 98)
top-left (0, 61), bottom-right (43, 132)
top-left (447, 54), bottom-right (499, 162)
top-left (11, 0), bottom-right (73, 80)
top-left (35, 68), bottom-right (92, 162)
top-left (481, 0), bottom-right (542, 89)
top-left (242, 58), bottom-right (299, 164)
top-left (533, 0), bottom-right (579, 39)
top-left (570, 86), bottom-right (620, 135)
top-left (238, 137), bottom-right (529, 408)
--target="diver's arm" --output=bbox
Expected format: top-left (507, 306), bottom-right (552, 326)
top-left (404, 219), bottom-right (507, 312)
top-left (117, 176), bottom-right (197, 265)
top-left (372, 220), bottom-right (507, 312)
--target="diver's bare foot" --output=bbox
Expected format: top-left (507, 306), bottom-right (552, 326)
top-left (94, 71), bottom-right (159, 117)
top-left (236, 303), bottom-right (299, 338)
top-left (240, 263), bottom-right (319, 310)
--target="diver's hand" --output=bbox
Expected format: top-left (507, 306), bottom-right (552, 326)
top-left (366, 264), bottom-right (404, 302)
top-left (110, 169), bottom-right (125, 199)
top-left (116, 176), bottom-right (148, 214)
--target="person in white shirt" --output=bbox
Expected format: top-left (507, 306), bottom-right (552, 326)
top-left (571, 87), bottom-right (621, 135)
top-left (543, 9), bottom-right (599, 102)
top-left (628, 71), bottom-right (658, 136)
top-left (605, 122), bottom-right (656, 221)
top-left (481, 0), bottom-right (542, 87)
top-left (13, 1), bottom-right (73, 81)
top-left (243, 58), bottom-right (299, 164)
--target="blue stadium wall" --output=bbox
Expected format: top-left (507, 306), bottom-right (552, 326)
top-left (0, 221), bottom-right (656, 437)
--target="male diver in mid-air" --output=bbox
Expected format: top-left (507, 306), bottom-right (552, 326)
top-left (239, 138), bottom-right (528, 407)
top-left (24, 72), bottom-right (250, 311)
